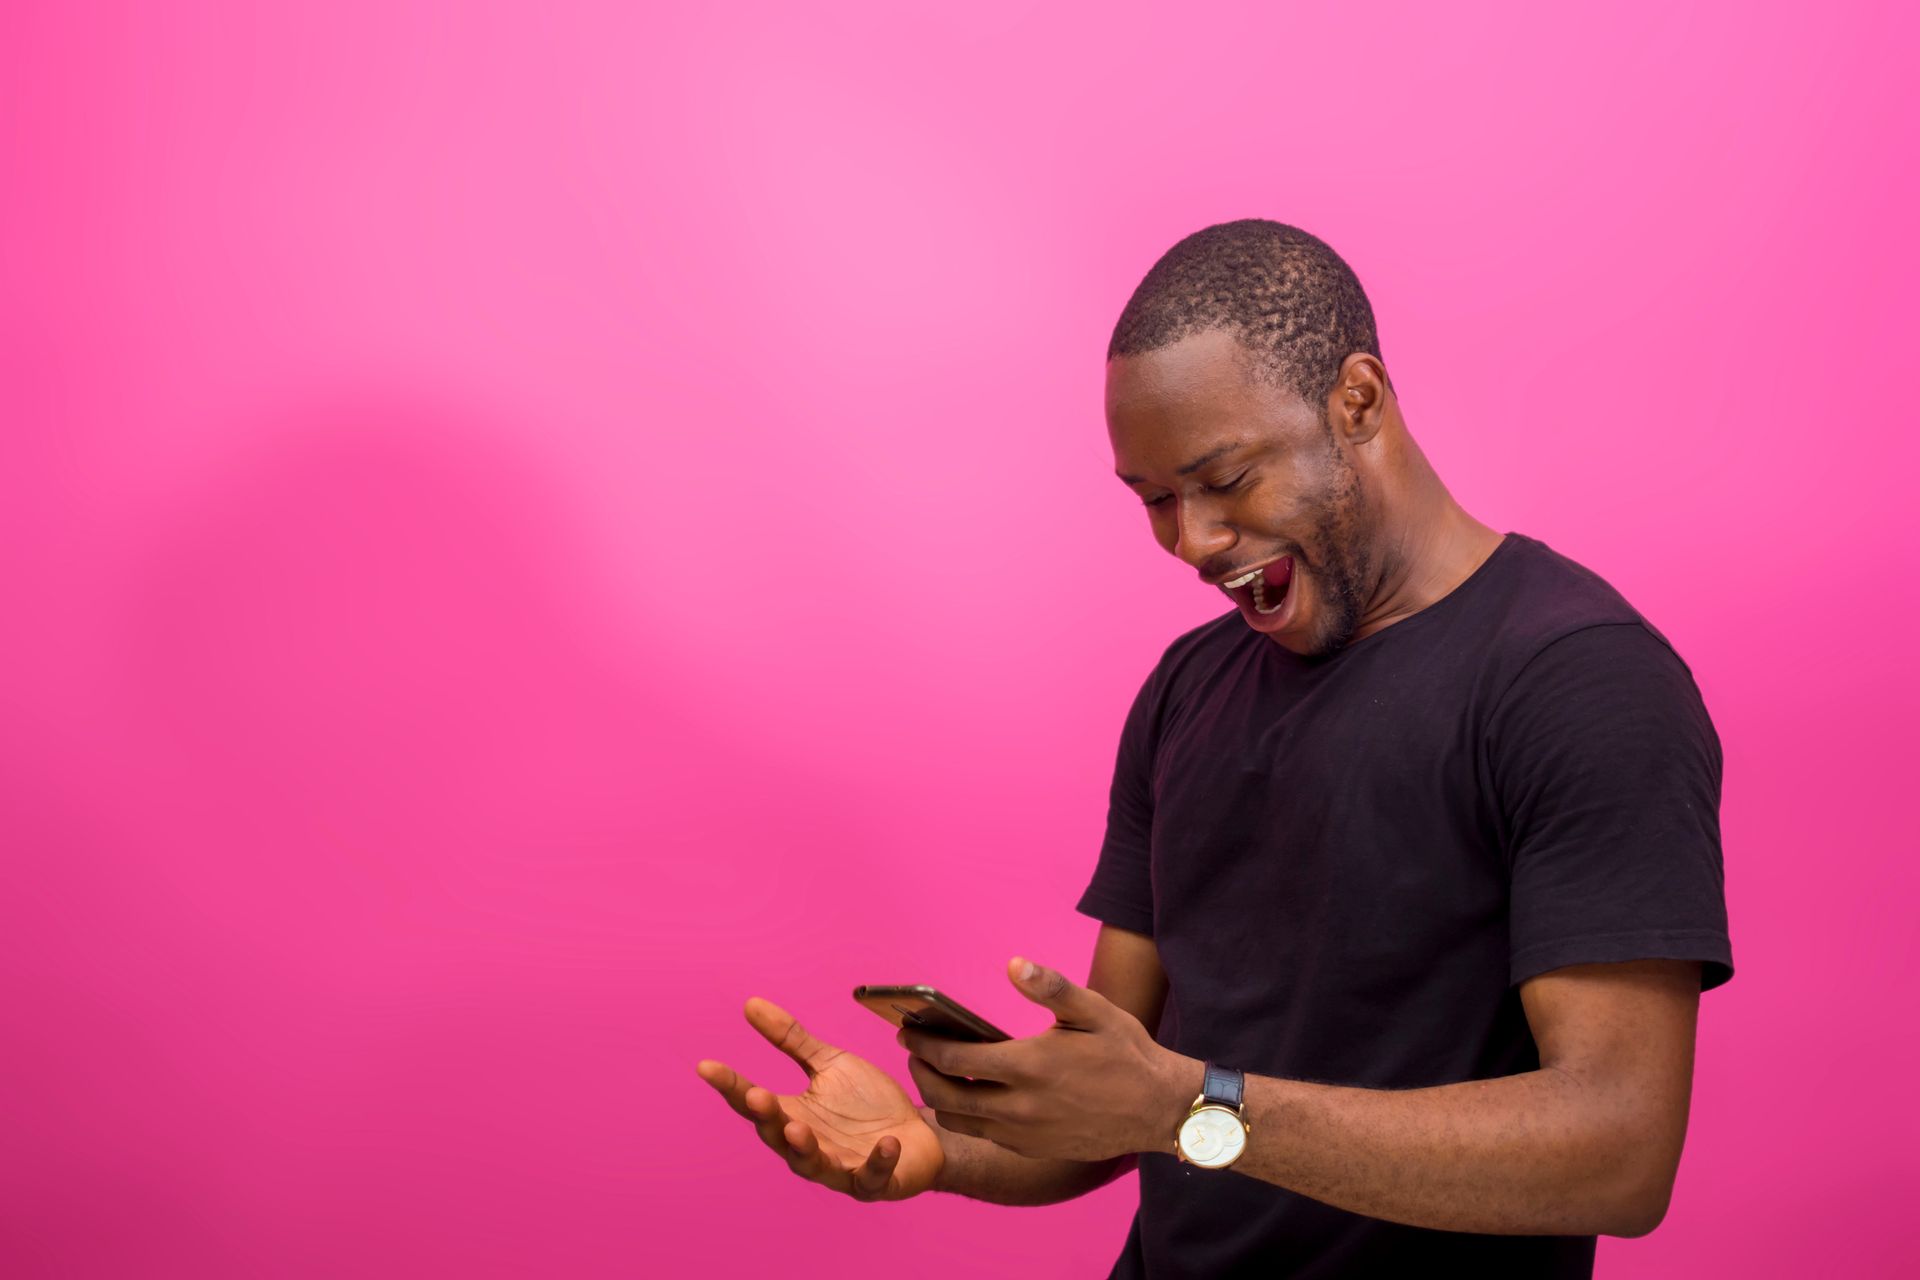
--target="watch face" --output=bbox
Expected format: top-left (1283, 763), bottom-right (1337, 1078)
top-left (1178, 1106), bottom-right (1247, 1169)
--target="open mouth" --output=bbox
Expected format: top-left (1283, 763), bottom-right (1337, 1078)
top-left (1224, 557), bottom-right (1295, 618)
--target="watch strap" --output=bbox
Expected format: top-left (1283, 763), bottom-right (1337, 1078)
top-left (1200, 1060), bottom-right (1244, 1110)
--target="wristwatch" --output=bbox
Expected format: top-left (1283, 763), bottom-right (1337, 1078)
top-left (1174, 1061), bottom-right (1250, 1169)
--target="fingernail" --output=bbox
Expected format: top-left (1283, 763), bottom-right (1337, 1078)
top-left (1020, 959), bottom-right (1036, 980)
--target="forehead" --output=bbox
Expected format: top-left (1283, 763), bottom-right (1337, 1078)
top-left (1106, 329), bottom-right (1316, 476)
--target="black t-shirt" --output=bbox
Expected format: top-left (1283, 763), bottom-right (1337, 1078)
top-left (1075, 531), bottom-right (1733, 1279)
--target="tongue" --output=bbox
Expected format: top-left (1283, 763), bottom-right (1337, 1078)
top-left (1261, 558), bottom-right (1293, 591)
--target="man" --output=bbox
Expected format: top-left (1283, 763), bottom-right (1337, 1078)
top-left (696, 219), bottom-right (1733, 1277)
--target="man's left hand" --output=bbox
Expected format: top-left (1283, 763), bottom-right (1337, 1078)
top-left (897, 955), bottom-right (1194, 1162)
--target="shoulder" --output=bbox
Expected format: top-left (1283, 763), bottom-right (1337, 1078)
top-left (1146, 607), bottom-right (1248, 700)
top-left (1481, 533), bottom-right (1665, 643)
top-left (1477, 542), bottom-right (1722, 778)
top-left (1474, 533), bottom-right (1703, 701)
top-left (1161, 606), bottom-right (1245, 674)
top-left (1108, 607), bottom-right (1248, 744)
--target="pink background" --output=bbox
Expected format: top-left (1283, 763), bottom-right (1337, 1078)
top-left (3, 2), bottom-right (1914, 1275)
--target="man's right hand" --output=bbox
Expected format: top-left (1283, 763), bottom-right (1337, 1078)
top-left (697, 995), bottom-right (945, 1202)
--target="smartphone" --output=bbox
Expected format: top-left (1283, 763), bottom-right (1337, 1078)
top-left (852, 984), bottom-right (1012, 1043)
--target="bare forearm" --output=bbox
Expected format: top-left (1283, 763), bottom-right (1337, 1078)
top-left (919, 1105), bottom-right (1135, 1206)
top-left (1154, 1056), bottom-right (1668, 1237)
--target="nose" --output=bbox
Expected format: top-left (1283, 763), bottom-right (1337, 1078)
top-left (1172, 496), bottom-right (1237, 568)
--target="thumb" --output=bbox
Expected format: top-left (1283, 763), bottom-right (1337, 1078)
top-left (1007, 955), bottom-right (1104, 1026)
top-left (741, 996), bottom-right (839, 1078)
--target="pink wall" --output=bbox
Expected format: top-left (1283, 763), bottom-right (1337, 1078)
top-left (3, 2), bottom-right (1913, 1275)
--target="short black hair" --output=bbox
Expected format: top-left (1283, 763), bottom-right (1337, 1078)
top-left (1108, 219), bottom-right (1389, 408)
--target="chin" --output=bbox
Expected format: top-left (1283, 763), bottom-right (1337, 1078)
top-left (1300, 606), bottom-right (1363, 657)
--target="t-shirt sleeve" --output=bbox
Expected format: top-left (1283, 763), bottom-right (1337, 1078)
top-left (1074, 659), bottom-right (1164, 937)
top-left (1489, 622), bottom-right (1734, 992)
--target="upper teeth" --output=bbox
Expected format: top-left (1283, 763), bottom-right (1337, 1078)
top-left (1224, 568), bottom-right (1262, 588)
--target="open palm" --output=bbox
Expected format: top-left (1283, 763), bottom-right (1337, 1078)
top-left (697, 995), bottom-right (945, 1201)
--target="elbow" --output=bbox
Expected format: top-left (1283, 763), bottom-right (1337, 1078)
top-left (1606, 1197), bottom-right (1669, 1240)
top-left (1602, 1164), bottom-right (1677, 1239)
top-left (1608, 1201), bottom-right (1669, 1239)
top-left (1568, 1076), bottom-right (1687, 1239)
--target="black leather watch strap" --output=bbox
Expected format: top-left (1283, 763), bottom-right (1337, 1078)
top-left (1201, 1061), bottom-right (1244, 1109)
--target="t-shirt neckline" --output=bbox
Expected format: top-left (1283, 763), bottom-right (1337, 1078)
top-left (1267, 530), bottom-right (1525, 667)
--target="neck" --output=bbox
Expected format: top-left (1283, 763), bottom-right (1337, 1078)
top-left (1349, 442), bottom-right (1503, 644)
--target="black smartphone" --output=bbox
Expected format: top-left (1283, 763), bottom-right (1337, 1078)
top-left (852, 984), bottom-right (1012, 1043)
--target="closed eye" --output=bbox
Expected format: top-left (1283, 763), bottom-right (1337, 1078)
top-left (1141, 472), bottom-right (1251, 508)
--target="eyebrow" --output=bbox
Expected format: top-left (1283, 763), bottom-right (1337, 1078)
top-left (1115, 439), bottom-right (1252, 486)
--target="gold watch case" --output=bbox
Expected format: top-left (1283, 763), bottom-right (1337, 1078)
top-left (1174, 1092), bottom-right (1250, 1169)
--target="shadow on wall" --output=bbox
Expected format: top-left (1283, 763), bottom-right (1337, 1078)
top-left (1, 393), bottom-right (863, 1273)
top-left (113, 394), bottom-right (825, 934)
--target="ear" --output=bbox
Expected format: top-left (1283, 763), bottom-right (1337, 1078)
top-left (1327, 353), bottom-right (1390, 447)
